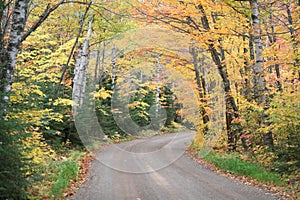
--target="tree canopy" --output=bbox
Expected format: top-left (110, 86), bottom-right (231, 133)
top-left (0, 0), bottom-right (299, 198)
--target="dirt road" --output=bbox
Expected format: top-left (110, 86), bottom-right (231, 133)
top-left (74, 132), bottom-right (279, 200)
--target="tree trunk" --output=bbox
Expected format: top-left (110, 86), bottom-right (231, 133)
top-left (0, 0), bottom-right (29, 117)
top-left (111, 44), bottom-right (117, 90)
top-left (267, 8), bottom-right (282, 92)
top-left (286, 3), bottom-right (300, 81)
top-left (250, 0), bottom-right (273, 147)
top-left (51, 3), bottom-right (91, 107)
top-left (190, 46), bottom-right (210, 134)
top-left (197, 4), bottom-right (242, 151)
top-left (94, 49), bottom-right (101, 87)
top-left (250, 0), bottom-right (266, 103)
top-left (99, 42), bottom-right (106, 90)
top-left (241, 35), bottom-right (252, 100)
top-left (0, 1), bottom-right (73, 114)
top-left (72, 19), bottom-right (93, 116)
top-left (155, 53), bottom-right (161, 119)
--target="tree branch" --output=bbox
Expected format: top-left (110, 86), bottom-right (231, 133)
top-left (21, 0), bottom-right (65, 42)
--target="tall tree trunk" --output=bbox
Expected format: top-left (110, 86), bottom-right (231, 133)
top-left (286, 2), bottom-right (300, 81)
top-left (0, 1), bottom-right (76, 116)
top-left (241, 35), bottom-right (252, 100)
top-left (51, 3), bottom-right (91, 107)
top-left (190, 46), bottom-right (210, 135)
top-left (0, 0), bottom-right (29, 117)
top-left (197, 4), bottom-right (242, 151)
top-left (267, 7), bottom-right (282, 92)
top-left (72, 19), bottom-right (93, 116)
top-left (99, 42), bottom-right (106, 90)
top-left (250, 0), bottom-right (274, 147)
top-left (250, 0), bottom-right (266, 103)
top-left (94, 49), bottom-right (101, 87)
top-left (155, 53), bottom-right (161, 119)
top-left (111, 44), bottom-right (117, 91)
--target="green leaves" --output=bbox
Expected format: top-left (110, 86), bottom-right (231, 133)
top-left (0, 119), bottom-right (30, 199)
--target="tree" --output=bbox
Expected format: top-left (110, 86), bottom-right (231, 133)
top-left (72, 19), bottom-right (93, 116)
top-left (0, 0), bottom-right (65, 117)
top-left (190, 46), bottom-right (210, 135)
top-left (0, 0), bottom-right (30, 117)
top-left (249, 0), bottom-right (274, 146)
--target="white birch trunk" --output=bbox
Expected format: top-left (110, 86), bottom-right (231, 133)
top-left (72, 19), bottom-right (93, 116)
top-left (250, 0), bottom-right (273, 146)
top-left (155, 54), bottom-right (161, 118)
top-left (94, 49), bottom-right (101, 87)
top-left (0, 0), bottom-right (29, 116)
top-left (111, 44), bottom-right (117, 90)
top-left (99, 42), bottom-right (106, 89)
top-left (250, 0), bottom-right (267, 103)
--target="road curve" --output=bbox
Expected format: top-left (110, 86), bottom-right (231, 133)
top-left (74, 132), bottom-right (279, 200)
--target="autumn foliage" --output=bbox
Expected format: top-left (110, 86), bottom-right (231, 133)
top-left (0, 0), bottom-right (299, 198)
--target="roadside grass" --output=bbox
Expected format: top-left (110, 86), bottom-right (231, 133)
top-left (50, 151), bottom-right (83, 197)
top-left (187, 147), bottom-right (300, 199)
top-left (202, 151), bottom-right (285, 186)
top-left (28, 149), bottom-right (85, 199)
top-left (50, 160), bottom-right (78, 197)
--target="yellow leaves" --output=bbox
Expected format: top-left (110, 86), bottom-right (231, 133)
top-left (53, 98), bottom-right (75, 106)
top-left (13, 110), bottom-right (43, 124)
top-left (267, 92), bottom-right (300, 141)
top-left (22, 127), bottom-right (56, 167)
top-left (236, 96), bottom-right (264, 112)
top-left (252, 145), bottom-right (277, 168)
top-left (11, 81), bottom-right (46, 105)
top-left (194, 128), bottom-right (205, 148)
top-left (32, 89), bottom-right (46, 97)
top-left (128, 101), bottom-right (149, 109)
top-left (11, 108), bottom-right (64, 125)
top-left (93, 88), bottom-right (112, 100)
top-left (47, 111), bottom-right (64, 123)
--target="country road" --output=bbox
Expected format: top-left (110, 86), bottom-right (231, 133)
top-left (74, 132), bottom-right (279, 200)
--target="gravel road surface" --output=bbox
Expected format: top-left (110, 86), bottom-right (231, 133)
top-left (74, 132), bottom-right (279, 200)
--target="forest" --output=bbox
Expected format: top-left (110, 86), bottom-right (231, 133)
top-left (0, 0), bottom-right (299, 199)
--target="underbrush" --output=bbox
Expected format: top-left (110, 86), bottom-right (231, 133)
top-left (28, 148), bottom-right (85, 199)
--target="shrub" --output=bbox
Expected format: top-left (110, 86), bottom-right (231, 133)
top-left (0, 119), bottom-right (30, 199)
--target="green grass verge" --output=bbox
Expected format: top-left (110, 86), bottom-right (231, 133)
top-left (50, 160), bottom-right (79, 197)
top-left (50, 150), bottom-right (84, 197)
top-left (203, 152), bottom-right (284, 186)
top-left (28, 150), bottom-right (85, 199)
